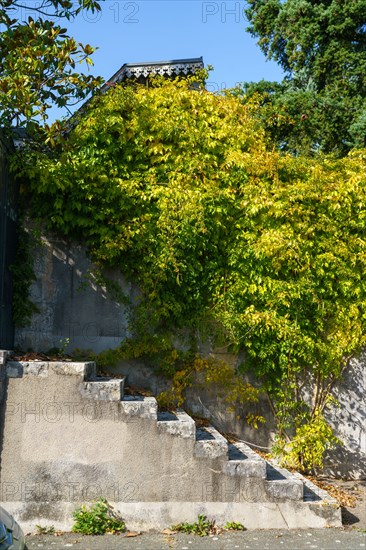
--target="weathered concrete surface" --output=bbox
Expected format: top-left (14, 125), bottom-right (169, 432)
top-left (3, 495), bottom-right (341, 533)
top-left (225, 442), bottom-right (267, 478)
top-left (0, 360), bottom-right (341, 530)
top-left (157, 410), bottom-right (196, 438)
top-left (323, 350), bottom-right (366, 479)
top-left (81, 377), bottom-right (126, 401)
top-left (14, 235), bottom-right (138, 353)
top-left (194, 426), bottom-right (228, 460)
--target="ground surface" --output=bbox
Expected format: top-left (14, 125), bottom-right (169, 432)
top-left (334, 479), bottom-right (366, 528)
top-left (25, 528), bottom-right (366, 550)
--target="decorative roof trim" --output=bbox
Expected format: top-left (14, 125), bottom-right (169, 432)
top-left (101, 57), bottom-right (204, 91)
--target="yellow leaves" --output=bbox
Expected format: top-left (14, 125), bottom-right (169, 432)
top-left (245, 413), bottom-right (266, 429)
top-left (254, 228), bottom-right (294, 258)
top-left (156, 353), bottom-right (262, 423)
top-left (274, 411), bottom-right (341, 472)
top-left (82, 43), bottom-right (95, 56)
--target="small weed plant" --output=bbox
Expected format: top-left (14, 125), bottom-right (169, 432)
top-left (171, 515), bottom-right (245, 536)
top-left (172, 515), bottom-right (214, 537)
top-left (72, 498), bottom-right (126, 535)
top-left (35, 525), bottom-right (55, 535)
top-left (223, 521), bottom-right (246, 531)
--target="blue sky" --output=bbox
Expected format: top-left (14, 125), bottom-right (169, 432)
top-left (15, 1), bottom-right (285, 120)
top-left (67, 1), bottom-right (284, 92)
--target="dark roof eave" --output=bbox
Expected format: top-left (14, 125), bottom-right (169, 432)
top-left (102, 57), bottom-right (204, 89)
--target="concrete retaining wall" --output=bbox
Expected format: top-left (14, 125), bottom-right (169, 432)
top-left (13, 233), bottom-right (366, 479)
top-left (15, 234), bottom-right (138, 353)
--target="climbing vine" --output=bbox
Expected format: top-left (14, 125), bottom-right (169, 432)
top-left (16, 75), bottom-right (366, 471)
top-left (9, 223), bottom-right (39, 327)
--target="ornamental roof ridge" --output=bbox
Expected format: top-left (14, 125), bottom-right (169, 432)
top-left (101, 57), bottom-right (204, 91)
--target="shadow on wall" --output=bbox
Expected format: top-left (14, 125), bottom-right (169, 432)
top-left (14, 233), bottom-right (140, 353)
top-left (323, 351), bottom-right (366, 479)
top-left (324, 445), bottom-right (366, 480)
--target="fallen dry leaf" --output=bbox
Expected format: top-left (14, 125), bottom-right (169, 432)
top-left (125, 531), bottom-right (141, 537)
top-left (161, 528), bottom-right (177, 535)
top-left (307, 476), bottom-right (357, 508)
top-left (221, 432), bottom-right (239, 444)
top-left (192, 416), bottom-right (211, 428)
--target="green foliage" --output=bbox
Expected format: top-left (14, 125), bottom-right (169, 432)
top-left (245, 0), bottom-right (366, 94)
top-left (272, 408), bottom-right (342, 472)
top-left (223, 521), bottom-right (246, 531)
top-left (72, 498), bottom-right (126, 535)
top-left (71, 347), bottom-right (98, 362)
top-left (172, 516), bottom-right (246, 535)
top-left (236, 80), bottom-right (365, 155)
top-left (9, 225), bottom-right (40, 326)
top-left (171, 515), bottom-right (215, 537)
top-left (244, 1), bottom-right (366, 155)
top-left (156, 355), bottom-right (263, 425)
top-left (46, 337), bottom-right (70, 358)
top-left (93, 334), bottom-right (190, 372)
top-left (19, 78), bottom-right (366, 471)
top-left (0, 0), bottom-right (103, 128)
top-left (90, 334), bottom-right (262, 423)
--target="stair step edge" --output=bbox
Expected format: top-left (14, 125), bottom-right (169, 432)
top-left (263, 460), bottom-right (304, 501)
top-left (194, 425), bottom-right (228, 460)
top-left (224, 458), bottom-right (267, 478)
top-left (157, 409), bottom-right (195, 438)
top-left (291, 471), bottom-right (339, 505)
top-left (120, 396), bottom-right (158, 420)
top-left (80, 377), bottom-right (126, 401)
top-left (264, 477), bottom-right (304, 501)
top-left (228, 441), bottom-right (266, 462)
top-left (5, 361), bottom-right (96, 379)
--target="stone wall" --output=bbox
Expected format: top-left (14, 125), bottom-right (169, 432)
top-left (323, 351), bottom-right (366, 479)
top-left (15, 233), bottom-right (138, 353)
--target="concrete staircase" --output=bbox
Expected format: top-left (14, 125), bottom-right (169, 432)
top-left (0, 359), bottom-right (342, 531)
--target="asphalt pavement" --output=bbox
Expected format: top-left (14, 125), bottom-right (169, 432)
top-left (26, 528), bottom-right (366, 550)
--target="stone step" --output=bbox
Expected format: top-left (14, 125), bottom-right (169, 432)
top-left (1, 356), bottom-right (342, 530)
top-left (120, 395), bottom-right (158, 420)
top-left (264, 461), bottom-right (304, 501)
top-left (224, 441), bottom-right (267, 478)
top-left (295, 471), bottom-right (337, 506)
top-left (5, 360), bottom-right (96, 380)
top-left (157, 409), bottom-right (196, 438)
top-left (194, 425), bottom-right (228, 460)
top-left (80, 376), bottom-right (126, 401)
